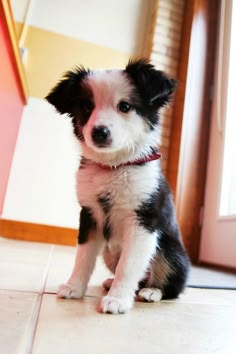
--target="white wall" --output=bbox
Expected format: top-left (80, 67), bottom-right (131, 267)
top-left (11, 0), bottom-right (151, 55)
top-left (2, 98), bottom-right (80, 228)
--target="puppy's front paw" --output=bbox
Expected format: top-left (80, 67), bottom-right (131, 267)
top-left (99, 296), bottom-right (133, 314)
top-left (57, 281), bottom-right (85, 299)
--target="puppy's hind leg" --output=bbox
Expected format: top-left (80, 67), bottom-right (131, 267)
top-left (101, 246), bottom-right (120, 291)
top-left (102, 278), bottom-right (114, 291)
top-left (138, 288), bottom-right (162, 302)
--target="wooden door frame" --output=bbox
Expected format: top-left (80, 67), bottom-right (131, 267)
top-left (0, 0), bottom-right (28, 102)
top-left (167, 0), bottom-right (220, 263)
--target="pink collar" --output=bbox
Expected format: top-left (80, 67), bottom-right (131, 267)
top-left (96, 151), bottom-right (162, 170)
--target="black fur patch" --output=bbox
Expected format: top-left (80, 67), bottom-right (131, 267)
top-left (78, 206), bottom-right (96, 244)
top-left (137, 277), bottom-right (149, 292)
top-left (158, 235), bottom-right (190, 299)
top-left (136, 174), bottom-right (190, 299)
top-left (125, 59), bottom-right (177, 129)
top-left (45, 67), bottom-right (95, 141)
top-left (97, 194), bottom-right (111, 215)
top-left (103, 218), bottom-right (111, 241)
top-left (46, 67), bottom-right (90, 116)
top-left (135, 175), bottom-right (179, 235)
top-left (79, 157), bottom-right (88, 169)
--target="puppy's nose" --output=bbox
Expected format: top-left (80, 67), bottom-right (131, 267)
top-left (91, 125), bottom-right (111, 146)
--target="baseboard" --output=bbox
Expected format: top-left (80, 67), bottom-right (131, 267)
top-left (0, 218), bottom-right (77, 246)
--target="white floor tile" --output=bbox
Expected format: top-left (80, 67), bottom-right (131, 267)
top-left (32, 294), bottom-right (236, 354)
top-left (0, 290), bottom-right (39, 354)
top-left (0, 238), bottom-right (53, 292)
top-left (1, 239), bottom-right (236, 354)
top-left (173, 287), bottom-right (236, 305)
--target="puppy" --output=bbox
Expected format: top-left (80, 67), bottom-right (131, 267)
top-left (46, 58), bottom-right (190, 314)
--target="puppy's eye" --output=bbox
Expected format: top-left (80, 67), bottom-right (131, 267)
top-left (118, 101), bottom-right (131, 113)
top-left (81, 100), bottom-right (94, 114)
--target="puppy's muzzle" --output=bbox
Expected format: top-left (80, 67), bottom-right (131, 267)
top-left (91, 125), bottom-right (112, 147)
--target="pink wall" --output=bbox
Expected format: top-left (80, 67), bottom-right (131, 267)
top-left (0, 18), bottom-right (24, 214)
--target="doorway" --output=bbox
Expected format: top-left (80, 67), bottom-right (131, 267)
top-left (200, 0), bottom-right (236, 269)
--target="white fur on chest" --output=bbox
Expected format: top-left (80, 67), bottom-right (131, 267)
top-left (76, 161), bottom-right (160, 224)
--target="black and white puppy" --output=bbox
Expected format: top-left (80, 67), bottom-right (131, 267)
top-left (46, 58), bottom-right (190, 314)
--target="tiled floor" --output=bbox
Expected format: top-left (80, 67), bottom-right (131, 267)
top-left (1, 237), bottom-right (236, 354)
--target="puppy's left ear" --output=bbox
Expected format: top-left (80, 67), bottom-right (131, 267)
top-left (45, 67), bottom-right (89, 117)
top-left (125, 58), bottom-right (177, 109)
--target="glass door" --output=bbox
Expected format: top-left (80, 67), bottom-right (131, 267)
top-left (200, 0), bottom-right (236, 268)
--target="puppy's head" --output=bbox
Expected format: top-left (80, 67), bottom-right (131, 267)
top-left (46, 59), bottom-right (176, 165)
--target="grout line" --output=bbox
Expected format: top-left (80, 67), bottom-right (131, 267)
top-left (18, 293), bottom-right (42, 354)
top-left (17, 245), bottom-right (55, 354)
top-left (0, 288), bottom-right (39, 294)
top-left (187, 285), bottom-right (236, 290)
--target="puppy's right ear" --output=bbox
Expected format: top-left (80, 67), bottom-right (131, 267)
top-left (45, 67), bottom-right (89, 117)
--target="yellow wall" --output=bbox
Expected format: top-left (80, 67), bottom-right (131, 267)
top-left (15, 23), bottom-right (130, 98)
